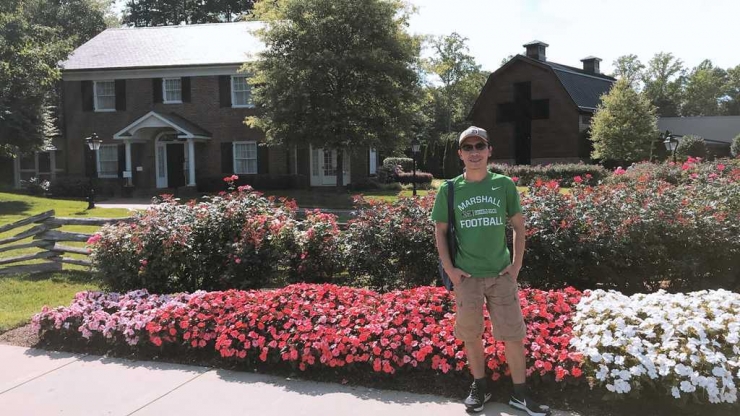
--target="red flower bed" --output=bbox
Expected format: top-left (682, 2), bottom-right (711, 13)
top-left (132, 284), bottom-right (583, 382)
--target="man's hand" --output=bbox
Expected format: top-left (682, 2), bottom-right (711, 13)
top-left (498, 263), bottom-right (522, 281)
top-left (444, 267), bottom-right (470, 286)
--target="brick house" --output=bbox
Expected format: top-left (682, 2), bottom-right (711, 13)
top-left (10, 22), bottom-right (378, 191)
top-left (469, 41), bottom-right (615, 165)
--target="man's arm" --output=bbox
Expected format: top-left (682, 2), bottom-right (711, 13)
top-left (435, 222), bottom-right (469, 285)
top-left (499, 212), bottom-right (526, 280)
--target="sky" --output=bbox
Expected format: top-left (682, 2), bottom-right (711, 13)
top-left (112, 0), bottom-right (740, 75)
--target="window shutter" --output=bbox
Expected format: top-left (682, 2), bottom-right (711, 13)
top-left (219, 76), bottom-right (231, 108)
top-left (182, 77), bottom-right (191, 102)
top-left (258, 145), bottom-right (269, 174)
top-left (221, 142), bottom-right (233, 173)
top-left (81, 81), bottom-right (94, 112)
top-left (152, 78), bottom-right (163, 103)
top-left (115, 80), bottom-right (126, 111)
top-left (117, 144), bottom-right (126, 177)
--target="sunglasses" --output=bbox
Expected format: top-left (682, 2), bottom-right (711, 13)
top-left (461, 142), bottom-right (488, 152)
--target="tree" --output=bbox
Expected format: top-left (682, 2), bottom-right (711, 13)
top-left (123, 0), bottom-right (255, 26)
top-left (675, 135), bottom-right (707, 160)
top-left (612, 54), bottom-right (644, 88)
top-left (590, 78), bottom-right (659, 164)
top-left (721, 64), bottom-right (740, 115)
top-left (245, 0), bottom-right (421, 190)
top-left (642, 52), bottom-right (684, 117)
top-left (26, 0), bottom-right (114, 47)
top-left (423, 33), bottom-right (487, 178)
top-left (0, 1), bottom-right (72, 156)
top-left (682, 60), bottom-right (728, 116)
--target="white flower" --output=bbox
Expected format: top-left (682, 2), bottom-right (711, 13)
top-left (680, 381), bottom-right (696, 393)
top-left (672, 386), bottom-right (681, 399)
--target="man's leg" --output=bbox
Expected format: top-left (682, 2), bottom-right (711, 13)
top-left (454, 278), bottom-right (490, 412)
top-left (504, 340), bottom-right (526, 384)
top-left (464, 339), bottom-right (486, 379)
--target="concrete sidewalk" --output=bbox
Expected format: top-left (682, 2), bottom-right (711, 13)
top-left (0, 344), bottom-right (580, 416)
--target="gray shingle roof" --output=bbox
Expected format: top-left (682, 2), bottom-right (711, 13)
top-left (61, 22), bottom-right (265, 71)
top-left (542, 60), bottom-right (615, 112)
top-left (158, 112), bottom-right (212, 138)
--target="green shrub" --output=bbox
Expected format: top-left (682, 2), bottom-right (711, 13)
top-left (732, 134), bottom-right (740, 158)
top-left (489, 163), bottom-right (609, 187)
top-left (342, 194), bottom-right (438, 291)
top-left (89, 190), bottom-right (299, 293)
top-left (520, 175), bottom-right (740, 293)
top-left (382, 157), bottom-right (415, 172)
top-left (396, 171), bottom-right (433, 185)
top-left (675, 135), bottom-right (707, 160)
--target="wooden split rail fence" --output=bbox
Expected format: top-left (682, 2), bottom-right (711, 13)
top-left (0, 210), bottom-right (133, 275)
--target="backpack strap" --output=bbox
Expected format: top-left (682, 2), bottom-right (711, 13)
top-left (446, 180), bottom-right (456, 266)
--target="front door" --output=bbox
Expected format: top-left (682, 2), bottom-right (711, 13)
top-left (321, 149), bottom-right (337, 185)
top-left (166, 144), bottom-right (185, 188)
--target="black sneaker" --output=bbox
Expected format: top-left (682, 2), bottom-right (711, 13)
top-left (464, 380), bottom-right (492, 413)
top-left (508, 394), bottom-right (551, 416)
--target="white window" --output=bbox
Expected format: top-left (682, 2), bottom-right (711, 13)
top-left (231, 75), bottom-right (253, 108)
top-left (97, 144), bottom-right (119, 178)
top-left (94, 81), bottom-right (116, 112)
top-left (233, 141), bottom-right (257, 174)
top-left (163, 78), bottom-right (182, 103)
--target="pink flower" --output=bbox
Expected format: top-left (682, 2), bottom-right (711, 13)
top-left (614, 167), bottom-right (626, 175)
top-left (717, 164), bottom-right (726, 171)
top-left (86, 234), bottom-right (101, 245)
top-left (573, 176), bottom-right (583, 184)
top-left (511, 176), bottom-right (519, 183)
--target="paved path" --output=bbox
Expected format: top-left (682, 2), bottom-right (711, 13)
top-left (0, 344), bottom-right (580, 416)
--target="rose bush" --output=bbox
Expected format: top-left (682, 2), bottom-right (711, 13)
top-left (521, 160), bottom-right (740, 293)
top-left (342, 195), bottom-right (438, 291)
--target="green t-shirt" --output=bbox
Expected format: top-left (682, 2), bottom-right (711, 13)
top-left (431, 171), bottom-right (522, 278)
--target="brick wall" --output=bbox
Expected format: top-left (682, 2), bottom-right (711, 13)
top-left (470, 60), bottom-right (583, 165)
top-left (63, 76), bottom-right (262, 182)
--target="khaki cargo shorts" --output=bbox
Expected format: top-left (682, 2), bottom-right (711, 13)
top-left (453, 274), bottom-right (526, 342)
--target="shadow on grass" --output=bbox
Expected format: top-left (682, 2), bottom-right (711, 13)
top-left (0, 201), bottom-right (33, 216)
top-left (18, 270), bottom-right (97, 284)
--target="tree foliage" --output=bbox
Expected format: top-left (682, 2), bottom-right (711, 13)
top-left (681, 60), bottom-right (728, 117)
top-left (612, 54), bottom-right (644, 88)
top-left (641, 52), bottom-right (685, 117)
top-left (421, 33), bottom-right (487, 178)
top-left (123, 0), bottom-right (255, 26)
top-left (245, 0), bottom-right (421, 189)
top-left (590, 79), bottom-right (659, 164)
top-left (0, 0), bottom-right (112, 156)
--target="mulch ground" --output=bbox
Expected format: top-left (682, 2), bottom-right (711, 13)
top-left (1, 324), bottom-right (737, 416)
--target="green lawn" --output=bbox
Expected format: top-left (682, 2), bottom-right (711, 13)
top-left (0, 271), bottom-right (100, 333)
top-left (0, 192), bottom-right (130, 333)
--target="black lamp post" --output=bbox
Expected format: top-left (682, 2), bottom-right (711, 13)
top-left (85, 133), bottom-right (102, 209)
top-left (411, 138), bottom-right (420, 196)
top-left (663, 130), bottom-right (679, 164)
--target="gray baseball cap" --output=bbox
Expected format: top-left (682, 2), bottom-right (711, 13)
top-left (459, 126), bottom-right (489, 145)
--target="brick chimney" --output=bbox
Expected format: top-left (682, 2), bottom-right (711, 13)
top-left (581, 56), bottom-right (602, 74)
top-left (523, 41), bottom-right (548, 61)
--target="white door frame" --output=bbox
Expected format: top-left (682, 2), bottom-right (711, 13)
top-left (155, 132), bottom-right (189, 189)
top-left (309, 145), bottom-right (350, 186)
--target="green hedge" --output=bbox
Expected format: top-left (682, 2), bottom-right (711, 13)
top-left (489, 163), bottom-right (609, 186)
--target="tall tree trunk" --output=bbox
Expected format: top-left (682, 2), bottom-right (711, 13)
top-left (335, 148), bottom-right (344, 192)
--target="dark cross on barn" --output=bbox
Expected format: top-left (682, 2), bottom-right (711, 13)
top-left (497, 81), bottom-right (549, 165)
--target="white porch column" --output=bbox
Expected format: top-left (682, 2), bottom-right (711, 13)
top-left (124, 140), bottom-right (133, 186)
top-left (50, 150), bottom-right (57, 181)
top-left (13, 156), bottom-right (21, 189)
top-left (187, 138), bottom-right (196, 186)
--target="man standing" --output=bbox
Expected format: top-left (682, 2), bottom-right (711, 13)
top-left (431, 126), bottom-right (550, 415)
